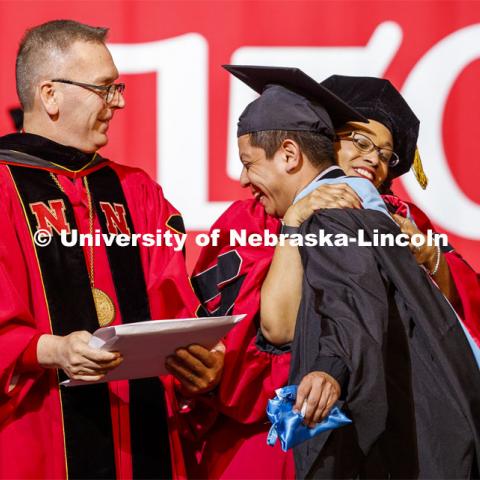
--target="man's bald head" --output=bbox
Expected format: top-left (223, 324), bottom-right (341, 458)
top-left (16, 20), bottom-right (108, 111)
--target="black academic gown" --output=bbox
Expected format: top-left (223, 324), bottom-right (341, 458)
top-left (289, 208), bottom-right (480, 479)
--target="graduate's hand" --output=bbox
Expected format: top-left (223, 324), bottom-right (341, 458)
top-left (392, 214), bottom-right (437, 269)
top-left (166, 342), bottom-right (225, 396)
top-left (283, 183), bottom-right (362, 227)
top-left (294, 371), bottom-right (341, 428)
top-left (37, 332), bottom-right (123, 381)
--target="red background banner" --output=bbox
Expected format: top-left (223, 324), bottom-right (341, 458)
top-left (0, 1), bottom-right (479, 271)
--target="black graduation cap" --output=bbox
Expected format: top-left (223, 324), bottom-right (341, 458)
top-left (320, 75), bottom-right (420, 178)
top-left (223, 65), bottom-right (367, 139)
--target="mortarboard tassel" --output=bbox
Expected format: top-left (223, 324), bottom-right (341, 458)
top-left (412, 147), bottom-right (428, 189)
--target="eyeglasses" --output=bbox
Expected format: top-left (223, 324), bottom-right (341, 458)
top-left (51, 79), bottom-right (125, 104)
top-left (335, 131), bottom-right (400, 167)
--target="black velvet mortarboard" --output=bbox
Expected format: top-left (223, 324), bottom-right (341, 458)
top-left (224, 65), bottom-right (367, 139)
top-left (320, 75), bottom-right (419, 177)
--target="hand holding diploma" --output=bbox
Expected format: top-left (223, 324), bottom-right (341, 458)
top-left (37, 331), bottom-right (123, 382)
top-left (61, 315), bottom-right (243, 387)
top-left (166, 341), bottom-right (225, 395)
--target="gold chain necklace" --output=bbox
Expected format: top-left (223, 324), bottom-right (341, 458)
top-left (49, 155), bottom-right (98, 174)
top-left (49, 172), bottom-right (116, 327)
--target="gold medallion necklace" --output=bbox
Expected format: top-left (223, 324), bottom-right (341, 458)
top-left (49, 172), bottom-right (116, 327)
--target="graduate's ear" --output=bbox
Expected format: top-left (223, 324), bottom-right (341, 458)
top-left (38, 81), bottom-right (60, 117)
top-left (281, 139), bottom-right (302, 173)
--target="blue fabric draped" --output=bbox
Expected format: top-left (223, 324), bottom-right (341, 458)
top-left (266, 385), bottom-right (352, 451)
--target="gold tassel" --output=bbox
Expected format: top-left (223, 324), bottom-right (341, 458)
top-left (412, 147), bottom-right (428, 189)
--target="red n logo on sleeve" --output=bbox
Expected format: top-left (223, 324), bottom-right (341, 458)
top-left (30, 200), bottom-right (71, 234)
top-left (99, 202), bottom-right (131, 235)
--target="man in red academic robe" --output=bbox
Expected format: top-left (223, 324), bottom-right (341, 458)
top-left (0, 19), bottom-right (221, 479)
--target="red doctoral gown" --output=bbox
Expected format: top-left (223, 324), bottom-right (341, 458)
top-left (0, 135), bottom-right (197, 479)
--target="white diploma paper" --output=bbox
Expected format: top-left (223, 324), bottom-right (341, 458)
top-left (62, 314), bottom-right (245, 387)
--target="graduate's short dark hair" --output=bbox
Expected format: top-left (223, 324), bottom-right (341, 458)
top-left (248, 130), bottom-right (336, 169)
top-left (16, 20), bottom-right (109, 111)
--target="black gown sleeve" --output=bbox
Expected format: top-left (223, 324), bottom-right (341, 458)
top-left (290, 209), bottom-right (393, 457)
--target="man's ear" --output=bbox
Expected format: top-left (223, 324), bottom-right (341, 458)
top-left (38, 81), bottom-right (59, 117)
top-left (282, 139), bottom-right (302, 173)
